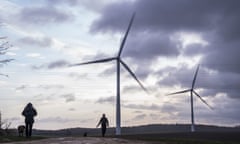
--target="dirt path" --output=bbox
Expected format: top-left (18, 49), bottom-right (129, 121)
top-left (3, 137), bottom-right (156, 144)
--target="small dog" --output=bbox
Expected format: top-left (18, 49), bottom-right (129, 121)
top-left (18, 125), bottom-right (25, 136)
top-left (83, 132), bottom-right (88, 137)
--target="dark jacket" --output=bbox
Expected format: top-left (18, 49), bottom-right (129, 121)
top-left (98, 117), bottom-right (109, 128)
top-left (22, 103), bottom-right (37, 124)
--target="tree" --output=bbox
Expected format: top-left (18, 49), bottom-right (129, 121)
top-left (0, 111), bottom-right (12, 135)
top-left (0, 36), bottom-right (14, 77)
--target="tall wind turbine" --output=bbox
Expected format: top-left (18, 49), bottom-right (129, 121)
top-left (70, 13), bottom-right (147, 135)
top-left (167, 65), bottom-right (213, 132)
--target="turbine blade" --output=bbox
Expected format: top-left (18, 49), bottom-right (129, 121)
top-left (120, 59), bottom-right (148, 93)
top-left (192, 64), bottom-right (200, 89)
top-left (118, 12), bottom-right (136, 57)
top-left (166, 89), bottom-right (191, 96)
top-left (69, 57), bottom-right (116, 67)
top-left (193, 90), bottom-right (213, 110)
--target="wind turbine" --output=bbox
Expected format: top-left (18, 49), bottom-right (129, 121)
top-left (70, 13), bottom-right (147, 135)
top-left (167, 65), bottom-right (213, 132)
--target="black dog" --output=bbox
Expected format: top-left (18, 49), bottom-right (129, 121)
top-left (18, 125), bottom-right (25, 136)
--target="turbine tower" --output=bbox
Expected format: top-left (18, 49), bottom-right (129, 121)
top-left (70, 13), bottom-right (147, 135)
top-left (167, 65), bottom-right (213, 132)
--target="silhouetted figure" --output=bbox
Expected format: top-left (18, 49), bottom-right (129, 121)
top-left (22, 103), bottom-right (37, 138)
top-left (96, 113), bottom-right (109, 137)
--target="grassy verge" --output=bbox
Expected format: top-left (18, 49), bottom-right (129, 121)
top-left (0, 135), bottom-right (47, 143)
top-left (136, 138), bottom-right (236, 144)
top-left (116, 132), bottom-right (240, 144)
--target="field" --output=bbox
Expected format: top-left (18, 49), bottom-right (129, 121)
top-left (1, 132), bottom-right (240, 144)
top-left (119, 132), bottom-right (240, 144)
top-left (1, 124), bottom-right (240, 143)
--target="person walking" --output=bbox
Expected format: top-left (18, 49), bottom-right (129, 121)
top-left (96, 113), bottom-right (109, 137)
top-left (22, 102), bottom-right (37, 138)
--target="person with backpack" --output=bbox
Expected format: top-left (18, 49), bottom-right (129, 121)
top-left (22, 102), bottom-right (37, 137)
top-left (96, 113), bottom-right (109, 137)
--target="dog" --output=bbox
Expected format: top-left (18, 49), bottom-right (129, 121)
top-left (18, 125), bottom-right (25, 136)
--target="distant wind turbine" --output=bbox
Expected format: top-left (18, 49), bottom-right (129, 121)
top-left (70, 13), bottom-right (148, 135)
top-left (167, 65), bottom-right (213, 132)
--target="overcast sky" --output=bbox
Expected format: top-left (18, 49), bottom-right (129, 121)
top-left (0, 0), bottom-right (240, 130)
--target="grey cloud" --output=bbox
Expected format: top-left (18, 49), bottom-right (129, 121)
top-left (31, 60), bottom-right (70, 70)
top-left (47, 0), bottom-right (79, 6)
top-left (182, 43), bottom-right (205, 56)
top-left (16, 85), bottom-right (27, 90)
top-left (96, 96), bottom-right (115, 105)
top-left (123, 103), bottom-right (161, 111)
top-left (198, 41), bottom-right (240, 100)
top-left (216, 11), bottom-right (240, 42)
top-left (90, 1), bottom-right (134, 34)
top-left (60, 93), bottom-right (76, 102)
top-left (201, 41), bottom-right (240, 73)
top-left (38, 84), bottom-right (64, 89)
top-left (90, 0), bottom-right (240, 75)
top-left (80, 118), bottom-right (94, 124)
top-left (91, 0), bottom-right (240, 34)
top-left (47, 0), bottom-right (109, 12)
top-left (149, 113), bottom-right (161, 120)
top-left (38, 116), bottom-right (76, 123)
top-left (19, 6), bottom-right (74, 25)
top-left (96, 96), bottom-right (162, 111)
top-left (158, 65), bottom-right (240, 99)
top-left (121, 59), bottom-right (152, 80)
top-left (47, 60), bottom-right (70, 69)
top-left (196, 71), bottom-right (240, 99)
top-left (80, 52), bottom-right (115, 65)
top-left (8, 117), bottom-right (21, 121)
top-left (184, 95), bottom-right (240, 125)
top-left (157, 65), bottom-right (193, 88)
top-left (33, 93), bottom-right (56, 102)
top-left (150, 94), bottom-right (240, 125)
top-left (123, 32), bottom-right (180, 60)
top-left (18, 36), bottom-right (53, 48)
top-left (12, 0), bottom-right (239, 127)
top-left (98, 65), bottom-right (115, 77)
top-left (133, 110), bottom-right (143, 114)
top-left (68, 108), bottom-right (76, 111)
top-left (161, 103), bottom-right (179, 113)
top-left (132, 114), bottom-right (147, 121)
top-left (68, 72), bottom-right (88, 80)
top-left (33, 93), bottom-right (43, 99)
top-left (89, 2), bottom-right (240, 101)
top-left (31, 64), bottom-right (45, 70)
top-left (213, 98), bottom-right (240, 123)
top-left (122, 85), bottom-right (142, 94)
top-left (87, 52), bottom-right (112, 61)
